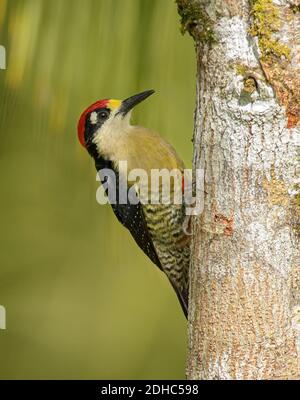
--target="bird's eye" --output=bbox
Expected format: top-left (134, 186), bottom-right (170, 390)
top-left (99, 110), bottom-right (109, 119)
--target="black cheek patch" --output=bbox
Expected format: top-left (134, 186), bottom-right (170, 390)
top-left (84, 108), bottom-right (110, 158)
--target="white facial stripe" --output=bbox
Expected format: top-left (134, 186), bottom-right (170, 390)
top-left (90, 111), bottom-right (98, 124)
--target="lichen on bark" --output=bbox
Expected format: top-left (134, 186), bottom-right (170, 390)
top-left (249, 0), bottom-right (300, 128)
top-left (249, 0), bottom-right (291, 61)
top-left (176, 0), bottom-right (216, 43)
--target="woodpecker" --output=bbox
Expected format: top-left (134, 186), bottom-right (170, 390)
top-left (77, 90), bottom-right (190, 318)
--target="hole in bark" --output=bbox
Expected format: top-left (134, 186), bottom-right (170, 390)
top-left (243, 76), bottom-right (258, 94)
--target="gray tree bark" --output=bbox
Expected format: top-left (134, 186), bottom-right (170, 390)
top-left (177, 0), bottom-right (300, 379)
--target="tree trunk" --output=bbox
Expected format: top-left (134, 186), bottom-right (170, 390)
top-left (177, 0), bottom-right (300, 380)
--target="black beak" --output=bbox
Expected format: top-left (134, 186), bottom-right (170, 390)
top-left (119, 90), bottom-right (155, 115)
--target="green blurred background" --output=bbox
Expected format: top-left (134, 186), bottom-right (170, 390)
top-left (0, 0), bottom-right (195, 379)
